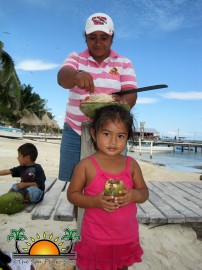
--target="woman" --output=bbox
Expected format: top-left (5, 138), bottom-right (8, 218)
top-left (57, 12), bottom-right (138, 182)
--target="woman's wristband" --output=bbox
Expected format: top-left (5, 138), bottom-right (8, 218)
top-left (74, 70), bottom-right (84, 86)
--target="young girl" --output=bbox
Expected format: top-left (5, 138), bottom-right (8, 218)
top-left (67, 104), bottom-right (149, 270)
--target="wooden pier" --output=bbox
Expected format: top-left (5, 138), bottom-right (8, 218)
top-left (128, 140), bottom-right (202, 159)
top-left (26, 178), bottom-right (202, 240)
top-left (154, 140), bottom-right (202, 153)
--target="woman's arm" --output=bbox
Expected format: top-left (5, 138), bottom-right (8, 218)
top-left (57, 66), bottom-right (79, 89)
top-left (57, 66), bottom-right (94, 93)
top-left (117, 89), bottom-right (137, 108)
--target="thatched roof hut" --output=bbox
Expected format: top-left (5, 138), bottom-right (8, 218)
top-left (41, 114), bottom-right (60, 129)
top-left (18, 112), bottom-right (42, 126)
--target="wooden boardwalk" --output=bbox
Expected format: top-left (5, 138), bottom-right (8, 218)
top-left (137, 181), bottom-right (202, 224)
top-left (27, 178), bottom-right (202, 239)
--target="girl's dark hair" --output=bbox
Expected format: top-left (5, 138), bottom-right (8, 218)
top-left (18, 143), bottom-right (38, 161)
top-left (91, 104), bottom-right (135, 148)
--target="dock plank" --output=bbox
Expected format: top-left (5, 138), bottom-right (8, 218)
top-left (54, 184), bottom-right (74, 221)
top-left (31, 180), bottom-right (66, 220)
top-left (137, 199), bottom-right (166, 223)
top-left (190, 182), bottom-right (202, 190)
top-left (171, 182), bottom-right (202, 198)
top-left (170, 182), bottom-right (202, 208)
top-left (25, 177), bottom-right (57, 213)
top-left (161, 182), bottom-right (202, 217)
top-left (147, 187), bottom-right (185, 223)
top-left (150, 182), bottom-right (202, 222)
top-left (137, 204), bottom-right (151, 223)
top-left (54, 197), bottom-right (74, 221)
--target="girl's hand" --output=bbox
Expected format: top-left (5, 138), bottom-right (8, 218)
top-left (114, 189), bottom-right (135, 207)
top-left (94, 193), bottom-right (118, 212)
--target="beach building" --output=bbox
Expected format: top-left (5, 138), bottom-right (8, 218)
top-left (134, 127), bottom-right (160, 140)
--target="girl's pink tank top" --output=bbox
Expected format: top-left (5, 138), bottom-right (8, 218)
top-left (81, 156), bottom-right (140, 245)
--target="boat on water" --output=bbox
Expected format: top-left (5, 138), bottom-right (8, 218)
top-left (0, 126), bottom-right (23, 139)
top-left (128, 140), bottom-right (173, 153)
top-left (175, 146), bottom-right (194, 151)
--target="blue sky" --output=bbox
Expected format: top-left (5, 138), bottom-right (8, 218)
top-left (1, 0), bottom-right (202, 139)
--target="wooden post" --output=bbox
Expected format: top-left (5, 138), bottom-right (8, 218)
top-left (77, 121), bottom-right (95, 234)
top-left (139, 138), bottom-right (142, 156)
top-left (150, 141), bottom-right (153, 159)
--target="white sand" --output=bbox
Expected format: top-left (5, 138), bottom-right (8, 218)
top-left (0, 136), bottom-right (201, 270)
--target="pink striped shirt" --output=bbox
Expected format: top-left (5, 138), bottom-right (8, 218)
top-left (61, 49), bottom-right (137, 135)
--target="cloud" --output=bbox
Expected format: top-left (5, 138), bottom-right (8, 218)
top-left (159, 91), bottom-right (202, 100)
top-left (136, 97), bottom-right (159, 104)
top-left (16, 60), bottom-right (59, 71)
top-left (57, 115), bottom-right (64, 119)
top-left (112, 0), bottom-right (202, 39)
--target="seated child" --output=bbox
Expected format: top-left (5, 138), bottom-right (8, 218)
top-left (0, 143), bottom-right (46, 205)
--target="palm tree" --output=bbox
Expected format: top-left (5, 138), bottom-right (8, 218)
top-left (61, 228), bottom-right (80, 254)
top-left (18, 84), bottom-right (47, 118)
top-left (0, 41), bottom-right (21, 124)
top-left (7, 228), bottom-right (28, 254)
top-left (0, 42), bottom-right (54, 128)
top-left (0, 41), bottom-right (18, 88)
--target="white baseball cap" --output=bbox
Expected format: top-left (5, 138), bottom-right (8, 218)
top-left (85, 13), bottom-right (114, 35)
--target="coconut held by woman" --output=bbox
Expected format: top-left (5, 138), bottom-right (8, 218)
top-left (80, 93), bottom-right (129, 118)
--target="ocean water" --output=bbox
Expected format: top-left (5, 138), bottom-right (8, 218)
top-left (129, 149), bottom-right (202, 174)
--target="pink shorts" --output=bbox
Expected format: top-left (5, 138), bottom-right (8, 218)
top-left (74, 237), bottom-right (143, 270)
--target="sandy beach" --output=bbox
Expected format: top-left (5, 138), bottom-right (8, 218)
top-left (0, 136), bottom-right (202, 270)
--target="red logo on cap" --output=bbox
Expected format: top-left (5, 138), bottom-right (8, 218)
top-left (92, 16), bottom-right (107, 25)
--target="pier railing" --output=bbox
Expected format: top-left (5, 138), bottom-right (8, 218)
top-left (154, 140), bottom-right (202, 153)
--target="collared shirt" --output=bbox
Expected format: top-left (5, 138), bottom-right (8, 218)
top-left (60, 49), bottom-right (137, 135)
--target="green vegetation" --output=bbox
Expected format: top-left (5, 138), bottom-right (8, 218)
top-left (0, 41), bottom-right (55, 129)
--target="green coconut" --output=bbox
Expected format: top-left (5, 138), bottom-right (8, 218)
top-left (0, 192), bottom-right (25, 214)
top-left (104, 179), bottom-right (126, 201)
top-left (80, 102), bottom-right (130, 118)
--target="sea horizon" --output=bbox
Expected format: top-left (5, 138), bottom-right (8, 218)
top-left (130, 150), bottom-right (202, 174)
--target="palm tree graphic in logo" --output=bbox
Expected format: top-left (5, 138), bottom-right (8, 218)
top-left (61, 228), bottom-right (80, 255)
top-left (7, 228), bottom-right (28, 254)
top-left (7, 227), bottom-right (80, 259)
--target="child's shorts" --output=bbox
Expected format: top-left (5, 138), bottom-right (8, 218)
top-left (11, 184), bottom-right (44, 203)
top-left (74, 236), bottom-right (143, 270)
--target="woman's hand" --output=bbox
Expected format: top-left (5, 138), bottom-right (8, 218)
top-left (111, 94), bottom-right (125, 103)
top-left (75, 71), bottom-right (94, 93)
top-left (112, 89), bottom-right (137, 108)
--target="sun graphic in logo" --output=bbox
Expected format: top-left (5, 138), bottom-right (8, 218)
top-left (23, 232), bottom-right (64, 256)
top-left (7, 228), bottom-right (80, 258)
